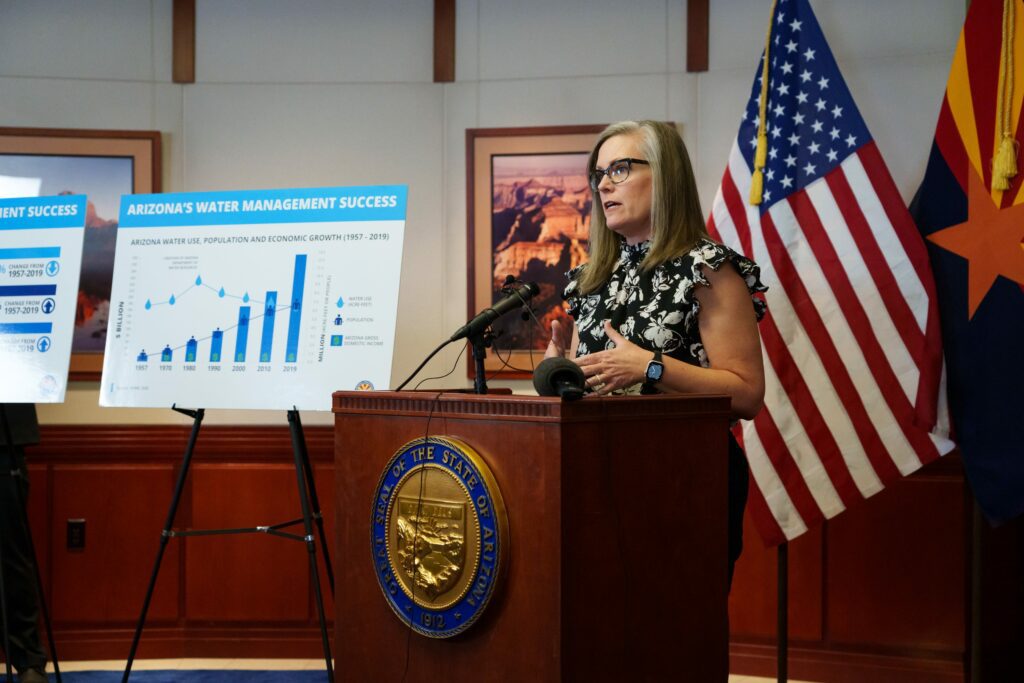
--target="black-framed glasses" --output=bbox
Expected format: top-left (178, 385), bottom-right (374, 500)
top-left (589, 158), bottom-right (649, 191)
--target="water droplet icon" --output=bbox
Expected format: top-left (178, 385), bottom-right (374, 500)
top-left (218, 287), bottom-right (226, 298)
top-left (336, 297), bottom-right (344, 308)
top-left (169, 294), bottom-right (176, 305)
top-left (243, 292), bottom-right (250, 303)
top-left (196, 275), bottom-right (202, 285)
top-left (145, 299), bottom-right (152, 310)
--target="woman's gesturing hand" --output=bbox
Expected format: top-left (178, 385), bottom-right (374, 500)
top-left (575, 321), bottom-right (651, 395)
top-left (545, 319), bottom-right (570, 359)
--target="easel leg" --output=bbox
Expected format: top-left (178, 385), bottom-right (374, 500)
top-left (288, 409), bottom-right (334, 593)
top-left (8, 471), bottom-right (61, 682)
top-left (287, 409), bottom-right (333, 682)
top-left (2, 403), bottom-right (57, 682)
top-left (1, 496), bottom-right (11, 683)
top-left (123, 406), bottom-right (205, 683)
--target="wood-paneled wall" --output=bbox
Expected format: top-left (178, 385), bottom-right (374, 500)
top-left (728, 454), bottom-right (968, 681)
top-left (21, 424), bottom-right (335, 660)
top-left (10, 425), bottom-right (977, 677)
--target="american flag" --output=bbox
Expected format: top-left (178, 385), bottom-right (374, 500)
top-left (708, 0), bottom-right (955, 545)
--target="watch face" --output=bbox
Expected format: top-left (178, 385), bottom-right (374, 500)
top-left (646, 361), bottom-right (664, 382)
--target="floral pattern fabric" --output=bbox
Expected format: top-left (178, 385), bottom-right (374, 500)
top-left (564, 238), bottom-right (768, 394)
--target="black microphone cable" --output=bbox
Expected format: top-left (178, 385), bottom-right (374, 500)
top-left (413, 343), bottom-right (468, 391)
top-left (394, 338), bottom-right (449, 391)
top-left (396, 280), bottom-right (540, 390)
top-left (400, 387), bottom-right (443, 682)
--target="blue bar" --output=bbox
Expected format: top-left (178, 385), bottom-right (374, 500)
top-left (161, 346), bottom-right (173, 362)
top-left (210, 329), bottom-right (223, 362)
top-left (234, 306), bottom-right (250, 362)
top-left (285, 255), bottom-right (306, 363)
top-left (137, 350), bottom-right (149, 362)
top-left (0, 285), bottom-right (57, 297)
top-left (259, 292), bottom-right (277, 362)
top-left (0, 322), bottom-right (52, 334)
top-left (185, 337), bottom-right (198, 362)
top-left (0, 247), bottom-right (61, 259)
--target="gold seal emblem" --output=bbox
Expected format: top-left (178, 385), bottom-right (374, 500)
top-left (371, 436), bottom-right (508, 637)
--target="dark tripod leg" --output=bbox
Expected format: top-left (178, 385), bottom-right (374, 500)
top-left (287, 409), bottom-right (333, 682)
top-left (1, 407), bottom-right (18, 682)
top-left (122, 406), bottom-right (205, 683)
top-left (288, 409), bottom-right (334, 594)
top-left (8, 469), bottom-right (61, 682)
top-left (0, 479), bottom-right (11, 683)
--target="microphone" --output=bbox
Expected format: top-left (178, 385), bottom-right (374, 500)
top-left (450, 281), bottom-right (540, 342)
top-left (533, 357), bottom-right (585, 401)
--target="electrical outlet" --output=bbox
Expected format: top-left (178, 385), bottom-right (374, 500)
top-left (66, 518), bottom-right (86, 551)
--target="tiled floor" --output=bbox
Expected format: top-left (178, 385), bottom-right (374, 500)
top-left (53, 660), bottom-right (817, 681)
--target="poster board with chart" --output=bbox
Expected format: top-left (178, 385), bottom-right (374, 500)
top-left (100, 185), bottom-right (407, 411)
top-left (0, 195), bottom-right (86, 402)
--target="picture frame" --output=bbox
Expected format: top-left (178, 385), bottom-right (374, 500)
top-left (466, 124), bottom-right (604, 379)
top-left (0, 127), bottom-right (162, 380)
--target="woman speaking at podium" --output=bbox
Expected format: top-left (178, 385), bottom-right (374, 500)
top-left (546, 120), bottom-right (767, 584)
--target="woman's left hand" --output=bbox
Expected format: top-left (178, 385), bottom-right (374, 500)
top-left (575, 321), bottom-right (651, 395)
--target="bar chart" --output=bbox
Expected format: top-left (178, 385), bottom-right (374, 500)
top-left (100, 186), bottom-right (407, 411)
top-left (131, 254), bottom-right (309, 368)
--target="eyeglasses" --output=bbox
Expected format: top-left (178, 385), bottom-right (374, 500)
top-left (589, 158), bottom-right (649, 191)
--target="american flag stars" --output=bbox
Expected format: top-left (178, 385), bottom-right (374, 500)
top-left (737, 2), bottom-right (870, 212)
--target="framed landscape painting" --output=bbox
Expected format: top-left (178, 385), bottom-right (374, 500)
top-left (466, 125), bottom-right (604, 379)
top-left (0, 127), bottom-right (161, 380)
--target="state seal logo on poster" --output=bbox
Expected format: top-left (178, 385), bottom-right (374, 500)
top-left (371, 436), bottom-right (508, 638)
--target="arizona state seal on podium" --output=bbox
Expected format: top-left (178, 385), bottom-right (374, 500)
top-left (371, 436), bottom-right (508, 637)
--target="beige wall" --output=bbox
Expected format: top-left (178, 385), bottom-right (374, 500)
top-left (0, 0), bottom-right (965, 426)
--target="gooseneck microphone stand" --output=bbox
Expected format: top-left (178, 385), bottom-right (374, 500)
top-left (469, 329), bottom-right (493, 395)
top-left (396, 280), bottom-right (536, 394)
top-left (0, 406), bottom-right (61, 683)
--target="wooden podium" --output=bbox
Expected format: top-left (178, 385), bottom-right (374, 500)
top-left (332, 390), bottom-right (731, 682)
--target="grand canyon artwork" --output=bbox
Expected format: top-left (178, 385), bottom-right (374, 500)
top-left (467, 126), bottom-right (603, 378)
top-left (490, 153), bottom-right (590, 351)
top-left (0, 128), bottom-right (161, 378)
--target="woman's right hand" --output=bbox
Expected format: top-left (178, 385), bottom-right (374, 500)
top-left (546, 319), bottom-right (569, 359)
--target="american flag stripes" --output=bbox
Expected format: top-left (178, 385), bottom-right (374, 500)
top-left (708, 0), bottom-right (955, 545)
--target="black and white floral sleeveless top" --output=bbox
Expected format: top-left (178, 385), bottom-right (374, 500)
top-left (564, 238), bottom-right (768, 395)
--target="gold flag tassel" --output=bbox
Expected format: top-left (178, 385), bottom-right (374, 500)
top-left (993, 0), bottom-right (1018, 192)
top-left (750, 0), bottom-right (779, 205)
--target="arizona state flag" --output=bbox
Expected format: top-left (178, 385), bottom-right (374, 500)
top-left (910, 0), bottom-right (1024, 523)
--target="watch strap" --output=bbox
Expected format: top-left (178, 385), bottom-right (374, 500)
top-left (642, 349), bottom-right (664, 391)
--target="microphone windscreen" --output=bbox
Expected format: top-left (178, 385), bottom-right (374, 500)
top-left (533, 357), bottom-right (585, 398)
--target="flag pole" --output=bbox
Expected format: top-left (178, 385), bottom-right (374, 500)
top-left (777, 541), bottom-right (789, 683)
top-left (970, 497), bottom-right (982, 682)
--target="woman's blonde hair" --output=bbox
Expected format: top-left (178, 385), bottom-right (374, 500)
top-left (577, 120), bottom-right (708, 295)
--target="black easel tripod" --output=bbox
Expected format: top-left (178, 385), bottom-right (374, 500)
top-left (0, 405), bottom-right (61, 683)
top-left (122, 405), bottom-right (334, 682)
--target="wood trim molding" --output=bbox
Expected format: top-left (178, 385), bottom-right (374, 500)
top-left (730, 641), bottom-right (963, 683)
top-left (0, 127), bottom-right (163, 194)
top-left (31, 424), bottom-right (334, 462)
top-left (434, 0), bottom-right (456, 82)
top-left (331, 391), bottom-right (731, 423)
top-left (687, 0), bottom-right (709, 72)
top-left (173, 0), bottom-right (196, 83)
